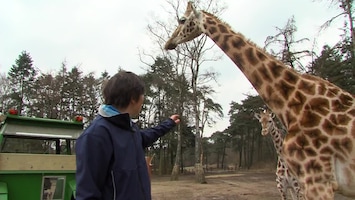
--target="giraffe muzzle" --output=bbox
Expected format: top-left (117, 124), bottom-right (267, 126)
top-left (164, 43), bottom-right (177, 50)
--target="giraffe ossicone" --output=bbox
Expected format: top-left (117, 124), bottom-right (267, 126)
top-left (165, 2), bottom-right (355, 200)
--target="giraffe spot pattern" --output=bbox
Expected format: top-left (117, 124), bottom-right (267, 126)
top-left (232, 52), bottom-right (244, 70)
top-left (245, 47), bottom-right (259, 65)
top-left (317, 84), bottom-right (327, 95)
top-left (339, 93), bottom-right (354, 107)
top-left (288, 91), bottom-right (306, 115)
top-left (319, 146), bottom-right (333, 154)
top-left (250, 71), bottom-right (262, 90)
top-left (208, 26), bottom-right (217, 35)
top-left (218, 24), bottom-right (228, 33)
top-left (258, 64), bottom-right (272, 83)
top-left (296, 135), bottom-right (309, 147)
top-left (268, 61), bottom-right (284, 79)
top-left (308, 98), bottom-right (329, 115)
top-left (305, 160), bottom-right (323, 173)
top-left (286, 159), bottom-right (303, 176)
top-left (341, 137), bottom-right (353, 153)
top-left (326, 87), bottom-right (340, 97)
top-left (304, 147), bottom-right (317, 157)
top-left (300, 110), bottom-right (321, 128)
top-left (305, 176), bottom-right (314, 185)
top-left (352, 121), bottom-right (355, 138)
top-left (220, 34), bottom-right (233, 52)
top-left (275, 80), bottom-right (295, 100)
top-left (319, 155), bottom-right (331, 164)
top-left (256, 51), bottom-right (267, 61)
top-left (298, 80), bottom-right (316, 95)
top-left (212, 35), bottom-right (220, 43)
top-left (329, 113), bottom-right (351, 125)
top-left (334, 152), bottom-right (346, 162)
top-left (304, 129), bottom-right (328, 148)
top-left (330, 138), bottom-right (353, 155)
top-left (265, 97), bottom-right (284, 110)
top-left (206, 17), bottom-right (217, 25)
top-left (283, 70), bottom-right (299, 84)
top-left (284, 112), bottom-right (296, 126)
top-left (292, 145), bottom-right (307, 161)
top-left (331, 99), bottom-right (348, 112)
top-left (287, 124), bottom-right (300, 135)
top-left (348, 109), bottom-right (355, 116)
top-left (203, 24), bottom-right (208, 30)
top-left (322, 119), bottom-right (347, 135)
top-left (314, 175), bottom-right (324, 184)
top-left (231, 37), bottom-right (246, 49)
top-left (350, 163), bottom-right (355, 171)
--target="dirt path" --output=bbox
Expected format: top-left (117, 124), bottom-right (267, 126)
top-left (151, 171), bottom-right (353, 200)
top-left (151, 171), bottom-right (280, 200)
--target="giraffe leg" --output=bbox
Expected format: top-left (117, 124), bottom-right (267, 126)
top-left (290, 177), bottom-right (303, 200)
top-left (294, 183), bottom-right (303, 200)
top-left (276, 176), bottom-right (288, 200)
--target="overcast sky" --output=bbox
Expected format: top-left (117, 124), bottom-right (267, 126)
top-left (0, 0), bottom-right (343, 136)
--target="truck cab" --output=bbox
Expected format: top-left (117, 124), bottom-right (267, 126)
top-left (0, 112), bottom-right (83, 200)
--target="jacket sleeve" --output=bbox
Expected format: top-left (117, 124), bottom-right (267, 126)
top-left (75, 124), bottom-right (113, 200)
top-left (140, 118), bottom-right (176, 147)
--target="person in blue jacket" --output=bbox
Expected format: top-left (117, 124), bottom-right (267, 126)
top-left (75, 70), bottom-right (180, 200)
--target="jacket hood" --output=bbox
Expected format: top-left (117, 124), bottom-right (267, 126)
top-left (103, 113), bottom-right (133, 130)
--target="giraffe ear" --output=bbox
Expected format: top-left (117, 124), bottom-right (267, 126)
top-left (254, 113), bottom-right (260, 120)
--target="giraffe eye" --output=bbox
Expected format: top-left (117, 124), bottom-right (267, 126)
top-left (178, 17), bottom-right (186, 24)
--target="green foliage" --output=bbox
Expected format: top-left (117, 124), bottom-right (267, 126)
top-left (311, 37), bottom-right (355, 93)
top-left (7, 51), bottom-right (38, 115)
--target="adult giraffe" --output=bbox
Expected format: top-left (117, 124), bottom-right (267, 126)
top-left (164, 2), bottom-right (355, 200)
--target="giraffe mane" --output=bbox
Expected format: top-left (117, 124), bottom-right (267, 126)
top-left (201, 10), bottom-right (287, 69)
top-left (201, 11), bottom-right (232, 29)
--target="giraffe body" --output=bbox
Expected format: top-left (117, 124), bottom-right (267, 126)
top-left (165, 2), bottom-right (355, 199)
top-left (255, 110), bottom-right (303, 200)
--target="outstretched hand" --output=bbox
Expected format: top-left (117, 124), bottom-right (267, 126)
top-left (170, 114), bottom-right (180, 124)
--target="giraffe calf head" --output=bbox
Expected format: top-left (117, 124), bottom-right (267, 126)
top-left (255, 109), bottom-right (275, 136)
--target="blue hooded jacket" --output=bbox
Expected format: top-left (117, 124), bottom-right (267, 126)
top-left (75, 113), bottom-right (176, 200)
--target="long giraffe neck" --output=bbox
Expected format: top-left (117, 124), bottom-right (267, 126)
top-left (202, 12), bottom-right (299, 125)
top-left (267, 120), bottom-right (284, 156)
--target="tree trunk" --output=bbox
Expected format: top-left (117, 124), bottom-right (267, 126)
top-left (221, 144), bottom-right (226, 169)
top-left (171, 124), bottom-right (181, 181)
top-left (248, 129), bottom-right (255, 169)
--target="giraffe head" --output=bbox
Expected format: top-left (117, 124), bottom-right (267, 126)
top-left (254, 109), bottom-right (275, 136)
top-left (164, 1), bottom-right (204, 50)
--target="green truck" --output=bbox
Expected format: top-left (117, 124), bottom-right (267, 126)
top-left (0, 112), bottom-right (83, 200)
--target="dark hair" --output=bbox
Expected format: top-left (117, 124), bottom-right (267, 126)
top-left (102, 71), bottom-right (145, 108)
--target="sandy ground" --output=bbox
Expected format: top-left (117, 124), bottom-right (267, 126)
top-left (151, 171), bottom-right (354, 200)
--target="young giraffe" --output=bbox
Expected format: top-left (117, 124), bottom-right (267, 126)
top-left (164, 2), bottom-right (355, 199)
top-left (255, 109), bottom-right (302, 200)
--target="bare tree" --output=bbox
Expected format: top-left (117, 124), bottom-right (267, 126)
top-left (0, 73), bottom-right (11, 113)
top-left (264, 16), bottom-right (312, 72)
top-left (316, 0), bottom-right (355, 59)
top-left (142, 0), bottom-right (226, 183)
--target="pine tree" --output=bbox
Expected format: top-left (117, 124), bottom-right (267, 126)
top-left (7, 51), bottom-right (37, 115)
